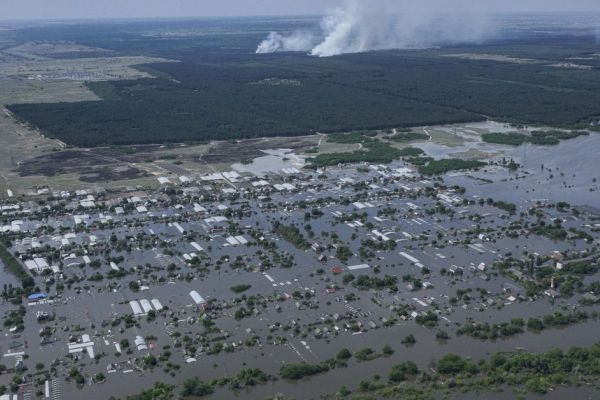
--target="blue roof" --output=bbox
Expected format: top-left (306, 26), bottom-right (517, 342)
top-left (27, 293), bottom-right (47, 300)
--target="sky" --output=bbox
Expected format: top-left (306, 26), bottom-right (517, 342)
top-left (2, 0), bottom-right (600, 21)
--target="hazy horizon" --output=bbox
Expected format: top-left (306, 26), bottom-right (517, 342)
top-left (2, 0), bottom-right (600, 22)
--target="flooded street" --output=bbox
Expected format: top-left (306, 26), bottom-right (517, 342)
top-left (1, 123), bottom-right (599, 400)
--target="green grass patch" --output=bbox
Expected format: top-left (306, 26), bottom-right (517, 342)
top-left (388, 132), bottom-right (430, 142)
top-left (311, 140), bottom-right (423, 167)
top-left (482, 130), bottom-right (588, 146)
top-left (418, 159), bottom-right (486, 175)
top-left (327, 132), bottom-right (375, 144)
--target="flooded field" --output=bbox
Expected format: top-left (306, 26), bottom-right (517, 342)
top-left (416, 129), bottom-right (600, 208)
top-left (232, 149), bottom-right (306, 176)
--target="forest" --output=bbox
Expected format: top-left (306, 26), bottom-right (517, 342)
top-left (7, 20), bottom-right (600, 147)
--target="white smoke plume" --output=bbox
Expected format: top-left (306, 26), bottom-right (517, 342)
top-left (256, 31), bottom-right (317, 53)
top-left (256, 0), bottom-right (493, 57)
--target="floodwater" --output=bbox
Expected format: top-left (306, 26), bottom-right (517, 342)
top-left (0, 260), bottom-right (22, 288)
top-left (232, 149), bottom-right (306, 176)
top-left (442, 134), bottom-right (600, 208)
top-left (412, 125), bottom-right (600, 208)
top-left (465, 120), bottom-right (523, 134)
top-left (75, 318), bottom-right (600, 399)
top-left (416, 139), bottom-right (503, 158)
top-left (2, 125), bottom-right (600, 400)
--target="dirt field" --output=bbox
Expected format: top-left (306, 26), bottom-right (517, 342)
top-left (198, 136), bottom-right (318, 164)
top-left (0, 41), bottom-right (175, 81)
top-left (3, 41), bottom-right (114, 60)
top-left (0, 37), bottom-right (183, 197)
top-left (442, 53), bottom-right (540, 64)
top-left (0, 78), bottom-right (99, 105)
top-left (0, 108), bottom-right (65, 193)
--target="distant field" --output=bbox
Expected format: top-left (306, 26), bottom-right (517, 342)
top-left (6, 21), bottom-right (600, 146)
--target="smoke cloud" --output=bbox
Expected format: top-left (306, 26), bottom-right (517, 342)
top-left (256, 31), bottom-right (317, 54)
top-left (256, 0), bottom-right (493, 57)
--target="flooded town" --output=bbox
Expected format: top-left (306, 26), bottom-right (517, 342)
top-left (2, 8), bottom-right (600, 399)
top-left (0, 124), bottom-right (599, 399)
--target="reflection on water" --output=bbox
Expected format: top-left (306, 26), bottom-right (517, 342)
top-left (417, 121), bottom-right (529, 158)
top-left (232, 148), bottom-right (306, 176)
top-left (465, 120), bottom-right (518, 133)
top-left (415, 140), bottom-right (506, 159)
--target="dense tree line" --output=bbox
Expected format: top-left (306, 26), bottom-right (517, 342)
top-left (10, 36), bottom-right (600, 147)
